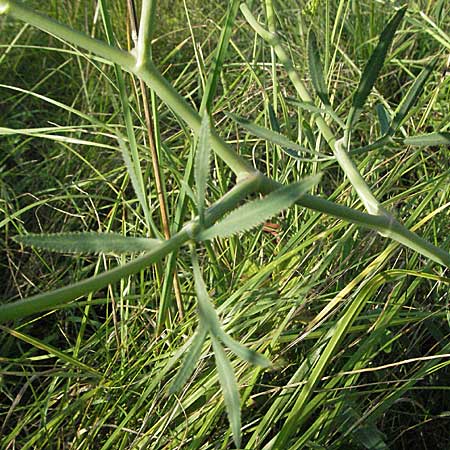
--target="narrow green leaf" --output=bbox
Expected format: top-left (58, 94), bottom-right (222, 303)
top-left (14, 232), bottom-right (162, 254)
top-left (403, 132), bottom-right (450, 147)
top-left (390, 59), bottom-right (437, 132)
top-left (350, 7), bottom-right (407, 125)
top-left (375, 104), bottom-right (391, 135)
top-left (200, 0), bottom-right (240, 114)
top-left (212, 336), bottom-right (241, 448)
top-left (218, 331), bottom-right (271, 368)
top-left (308, 29), bottom-right (330, 106)
top-left (227, 112), bottom-right (328, 159)
top-left (192, 252), bottom-right (270, 368)
top-left (195, 114), bottom-right (212, 223)
top-left (169, 324), bottom-right (208, 394)
top-left (197, 174), bottom-right (322, 240)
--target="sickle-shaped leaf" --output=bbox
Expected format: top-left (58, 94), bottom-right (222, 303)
top-left (197, 174), bottom-right (322, 241)
top-left (390, 59), bottom-right (437, 132)
top-left (349, 7), bottom-right (407, 127)
top-left (308, 29), bottom-right (330, 106)
top-left (14, 232), bottom-right (163, 254)
top-left (195, 114), bottom-right (212, 223)
top-left (169, 323), bottom-right (208, 395)
top-left (212, 336), bottom-right (242, 448)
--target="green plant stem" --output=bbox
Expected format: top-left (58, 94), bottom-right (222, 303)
top-left (0, 174), bottom-right (262, 323)
top-left (136, 0), bottom-right (156, 68)
top-left (240, 3), bottom-right (384, 216)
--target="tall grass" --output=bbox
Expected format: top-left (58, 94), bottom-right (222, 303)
top-left (1, 1), bottom-right (449, 449)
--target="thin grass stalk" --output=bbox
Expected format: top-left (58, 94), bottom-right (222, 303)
top-left (127, 0), bottom-right (184, 319)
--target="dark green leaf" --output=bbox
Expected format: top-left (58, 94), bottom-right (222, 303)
top-left (212, 336), bottom-right (241, 448)
top-left (350, 7), bottom-right (407, 126)
top-left (376, 104), bottom-right (391, 135)
top-left (197, 174), bottom-right (322, 241)
top-left (390, 59), bottom-right (437, 132)
top-left (227, 112), bottom-right (328, 159)
top-left (308, 29), bottom-right (330, 106)
top-left (14, 232), bottom-right (162, 254)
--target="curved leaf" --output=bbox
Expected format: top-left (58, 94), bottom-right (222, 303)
top-left (212, 336), bottom-right (241, 448)
top-left (14, 232), bottom-right (162, 254)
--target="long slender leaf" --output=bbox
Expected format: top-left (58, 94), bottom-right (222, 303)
top-left (308, 29), bottom-right (330, 106)
top-left (212, 336), bottom-right (241, 448)
top-left (197, 174), bottom-right (322, 241)
top-left (195, 114), bottom-right (212, 223)
top-left (227, 112), bottom-right (328, 159)
top-left (200, 0), bottom-right (240, 114)
top-left (14, 232), bottom-right (162, 254)
top-left (390, 59), bottom-right (437, 132)
top-left (350, 7), bottom-right (407, 125)
top-left (192, 252), bottom-right (270, 367)
top-left (403, 132), bottom-right (450, 147)
top-left (169, 324), bottom-right (208, 394)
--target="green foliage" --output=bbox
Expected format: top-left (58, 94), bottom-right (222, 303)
top-left (14, 232), bottom-right (162, 254)
top-left (1, 1), bottom-right (450, 449)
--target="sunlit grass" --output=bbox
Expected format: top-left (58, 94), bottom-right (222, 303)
top-left (1, 1), bottom-right (449, 449)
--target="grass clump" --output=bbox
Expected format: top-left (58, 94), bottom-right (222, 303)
top-left (1, 1), bottom-right (449, 449)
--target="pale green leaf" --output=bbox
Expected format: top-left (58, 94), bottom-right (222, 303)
top-left (212, 336), bottom-right (241, 448)
top-left (403, 132), bottom-right (450, 147)
top-left (14, 232), bottom-right (162, 254)
top-left (197, 174), bottom-right (322, 241)
top-left (192, 252), bottom-right (271, 368)
top-left (308, 29), bottom-right (330, 106)
top-left (195, 114), bottom-right (212, 222)
top-left (227, 112), bottom-right (328, 159)
top-left (169, 324), bottom-right (208, 394)
top-left (287, 98), bottom-right (345, 128)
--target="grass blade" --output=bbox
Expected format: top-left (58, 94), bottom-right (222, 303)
top-left (390, 59), bottom-right (437, 132)
top-left (350, 7), bottom-right (407, 126)
top-left (195, 114), bottom-right (212, 223)
top-left (169, 324), bottom-right (208, 394)
top-left (197, 174), bottom-right (322, 240)
top-left (14, 232), bottom-right (162, 254)
top-left (287, 97), bottom-right (345, 128)
top-left (403, 132), bottom-right (450, 146)
top-left (212, 336), bottom-right (241, 448)
top-left (192, 251), bottom-right (270, 367)
top-left (308, 29), bottom-right (330, 106)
